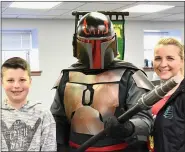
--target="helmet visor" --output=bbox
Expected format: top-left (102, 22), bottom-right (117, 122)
top-left (77, 36), bottom-right (115, 69)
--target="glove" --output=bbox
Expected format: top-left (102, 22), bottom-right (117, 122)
top-left (104, 116), bottom-right (135, 139)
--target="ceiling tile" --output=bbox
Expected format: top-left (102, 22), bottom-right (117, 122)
top-left (17, 15), bottom-right (57, 19)
top-left (134, 12), bottom-right (172, 20)
top-left (74, 3), bottom-right (125, 11)
top-left (54, 14), bottom-right (75, 19)
top-left (152, 13), bottom-right (184, 21)
top-left (43, 9), bottom-right (70, 16)
top-left (160, 6), bottom-right (184, 14)
top-left (1, 1), bottom-right (12, 8)
top-left (126, 12), bottom-right (147, 18)
top-left (147, 1), bottom-right (184, 7)
top-left (1, 7), bottom-right (7, 13)
top-left (115, 1), bottom-right (153, 12)
top-left (1, 1), bottom-right (184, 22)
top-left (53, 2), bottom-right (86, 10)
top-left (3, 8), bottom-right (47, 15)
top-left (2, 14), bottom-right (18, 18)
top-left (93, 2), bottom-right (135, 5)
top-left (15, 15), bottom-right (38, 19)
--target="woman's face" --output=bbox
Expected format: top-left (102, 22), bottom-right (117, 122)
top-left (153, 44), bottom-right (183, 81)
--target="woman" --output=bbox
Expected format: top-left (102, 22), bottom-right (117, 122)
top-left (148, 38), bottom-right (184, 152)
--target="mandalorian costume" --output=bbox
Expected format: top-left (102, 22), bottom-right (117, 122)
top-left (51, 12), bottom-right (153, 152)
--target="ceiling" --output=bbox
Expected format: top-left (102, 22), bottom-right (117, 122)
top-left (1, 1), bottom-right (184, 21)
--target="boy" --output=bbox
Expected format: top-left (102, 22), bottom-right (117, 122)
top-left (1, 57), bottom-right (57, 152)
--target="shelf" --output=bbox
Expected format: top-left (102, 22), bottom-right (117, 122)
top-left (143, 67), bottom-right (154, 71)
top-left (31, 71), bottom-right (42, 76)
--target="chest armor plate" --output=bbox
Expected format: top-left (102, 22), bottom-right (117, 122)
top-left (64, 69), bottom-right (125, 135)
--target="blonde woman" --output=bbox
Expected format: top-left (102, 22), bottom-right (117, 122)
top-left (148, 38), bottom-right (184, 152)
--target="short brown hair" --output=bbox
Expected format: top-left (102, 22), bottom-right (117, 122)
top-left (1, 57), bottom-right (31, 78)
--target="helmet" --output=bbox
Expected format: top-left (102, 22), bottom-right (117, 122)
top-left (74, 12), bottom-right (117, 69)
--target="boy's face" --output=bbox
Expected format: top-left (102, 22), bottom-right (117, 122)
top-left (1, 68), bottom-right (32, 104)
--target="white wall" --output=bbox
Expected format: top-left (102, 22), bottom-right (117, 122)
top-left (2, 19), bottom-right (184, 109)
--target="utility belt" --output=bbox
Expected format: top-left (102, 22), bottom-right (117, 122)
top-left (69, 141), bottom-right (128, 152)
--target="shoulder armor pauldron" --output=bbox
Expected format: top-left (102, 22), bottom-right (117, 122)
top-left (52, 72), bottom-right (63, 89)
top-left (132, 70), bottom-right (154, 91)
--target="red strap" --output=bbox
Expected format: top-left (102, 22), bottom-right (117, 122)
top-left (151, 95), bottom-right (171, 115)
top-left (69, 141), bottom-right (128, 152)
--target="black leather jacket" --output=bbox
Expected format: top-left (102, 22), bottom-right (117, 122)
top-left (154, 78), bottom-right (185, 152)
top-left (51, 60), bottom-right (153, 152)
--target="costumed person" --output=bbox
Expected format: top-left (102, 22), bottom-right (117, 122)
top-left (148, 38), bottom-right (184, 152)
top-left (50, 12), bottom-right (153, 152)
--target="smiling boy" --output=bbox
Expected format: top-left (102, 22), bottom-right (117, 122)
top-left (1, 57), bottom-right (57, 152)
